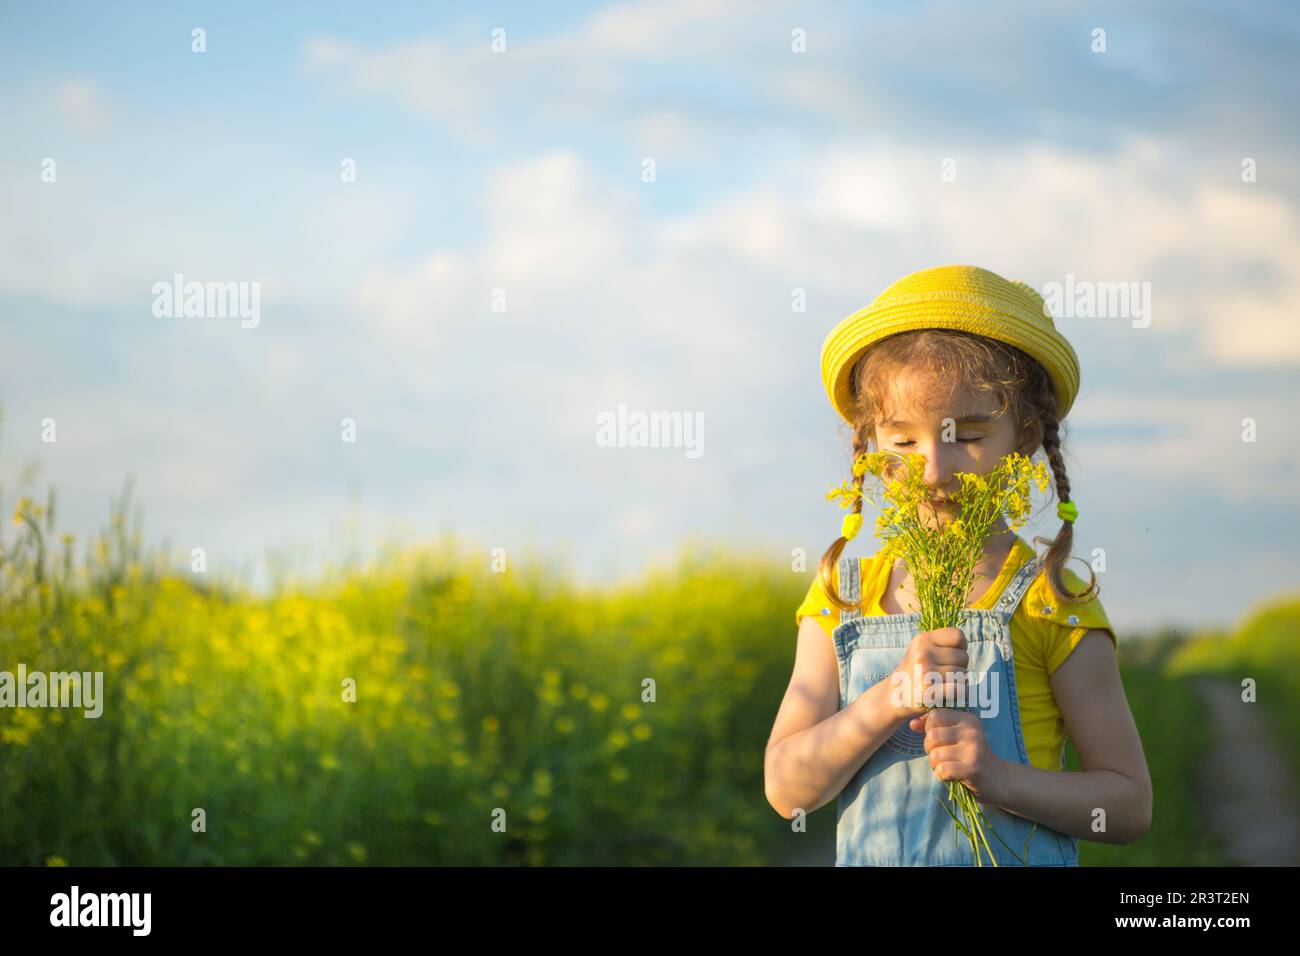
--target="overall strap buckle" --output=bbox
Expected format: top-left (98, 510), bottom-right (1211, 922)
top-left (994, 554), bottom-right (1043, 621)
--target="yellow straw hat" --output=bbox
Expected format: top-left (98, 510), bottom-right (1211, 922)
top-left (820, 264), bottom-right (1080, 425)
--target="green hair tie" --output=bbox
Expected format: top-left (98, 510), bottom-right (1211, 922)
top-left (1057, 500), bottom-right (1079, 523)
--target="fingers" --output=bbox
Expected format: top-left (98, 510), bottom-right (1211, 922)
top-left (927, 742), bottom-right (976, 778)
top-left (924, 648), bottom-right (969, 669)
top-left (922, 724), bottom-right (962, 752)
top-left (930, 759), bottom-right (976, 783)
top-left (920, 674), bottom-right (974, 700)
top-left (896, 677), bottom-right (972, 715)
top-left (901, 661), bottom-right (968, 685)
top-left (928, 743), bottom-right (961, 768)
top-left (910, 704), bottom-right (978, 733)
top-left (925, 626), bottom-right (966, 648)
top-left (926, 706), bottom-right (983, 728)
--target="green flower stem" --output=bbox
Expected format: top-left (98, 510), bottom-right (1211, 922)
top-left (835, 449), bottom-right (1053, 866)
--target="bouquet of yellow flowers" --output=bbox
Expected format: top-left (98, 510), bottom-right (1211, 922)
top-left (827, 450), bottom-right (1052, 864)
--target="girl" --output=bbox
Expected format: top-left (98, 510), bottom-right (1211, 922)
top-left (764, 264), bottom-right (1152, 866)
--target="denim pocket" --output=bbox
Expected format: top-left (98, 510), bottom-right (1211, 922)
top-left (861, 670), bottom-right (929, 757)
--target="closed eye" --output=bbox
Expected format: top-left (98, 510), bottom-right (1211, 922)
top-left (893, 438), bottom-right (982, 446)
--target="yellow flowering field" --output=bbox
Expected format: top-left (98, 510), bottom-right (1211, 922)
top-left (3, 485), bottom-right (1291, 866)
top-left (0, 488), bottom-right (799, 865)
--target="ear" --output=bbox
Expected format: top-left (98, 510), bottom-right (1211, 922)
top-left (1017, 420), bottom-right (1042, 457)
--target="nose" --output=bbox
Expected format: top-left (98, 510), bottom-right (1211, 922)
top-left (918, 438), bottom-right (959, 494)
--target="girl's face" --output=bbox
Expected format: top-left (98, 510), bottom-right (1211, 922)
top-left (872, 369), bottom-right (1034, 526)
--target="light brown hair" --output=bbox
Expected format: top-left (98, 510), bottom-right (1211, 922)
top-left (818, 328), bottom-right (1098, 611)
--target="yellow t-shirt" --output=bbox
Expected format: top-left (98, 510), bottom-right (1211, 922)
top-left (794, 536), bottom-right (1117, 773)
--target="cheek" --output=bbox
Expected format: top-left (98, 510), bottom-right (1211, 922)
top-left (971, 433), bottom-right (1017, 466)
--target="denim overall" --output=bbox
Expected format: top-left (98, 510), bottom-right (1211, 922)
top-left (831, 553), bottom-right (1080, 866)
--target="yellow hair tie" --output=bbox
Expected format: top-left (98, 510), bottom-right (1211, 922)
top-left (1057, 500), bottom-right (1079, 522)
top-left (841, 513), bottom-right (863, 541)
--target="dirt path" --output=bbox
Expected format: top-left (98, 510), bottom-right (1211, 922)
top-left (1190, 676), bottom-right (1300, 865)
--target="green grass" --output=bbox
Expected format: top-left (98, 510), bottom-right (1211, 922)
top-left (2, 482), bottom-right (1293, 865)
top-left (1069, 632), bottom-right (1228, 865)
top-left (1, 487), bottom-right (809, 865)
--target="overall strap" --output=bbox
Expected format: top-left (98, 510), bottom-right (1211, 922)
top-left (838, 555), bottom-right (863, 625)
top-left (991, 551), bottom-right (1044, 622)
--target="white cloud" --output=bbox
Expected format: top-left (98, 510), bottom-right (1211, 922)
top-left (292, 10), bottom-right (1300, 377)
top-left (484, 152), bottom-right (629, 282)
top-left (52, 80), bottom-right (111, 133)
top-left (344, 136), bottom-right (1300, 539)
top-left (573, 0), bottom-right (748, 57)
top-left (628, 109), bottom-right (716, 164)
top-left (1070, 392), bottom-right (1300, 503)
top-left (649, 136), bottom-right (1300, 366)
top-left (298, 1), bottom-right (758, 155)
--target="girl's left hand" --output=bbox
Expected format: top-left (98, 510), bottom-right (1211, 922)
top-left (909, 708), bottom-right (1008, 803)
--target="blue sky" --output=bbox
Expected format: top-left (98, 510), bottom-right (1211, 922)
top-left (2, 0), bottom-right (1298, 633)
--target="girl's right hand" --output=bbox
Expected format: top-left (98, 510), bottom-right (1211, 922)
top-left (888, 626), bottom-right (969, 718)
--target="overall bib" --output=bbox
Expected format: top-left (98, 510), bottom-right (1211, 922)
top-left (831, 553), bottom-right (1080, 866)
